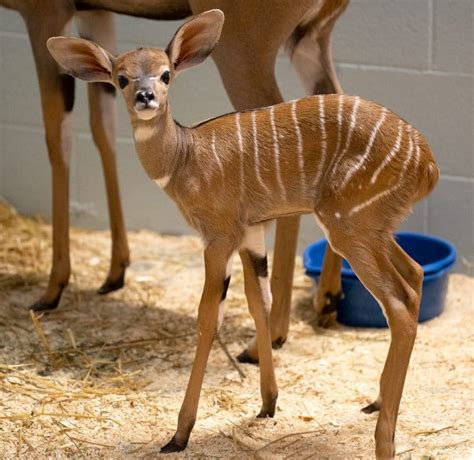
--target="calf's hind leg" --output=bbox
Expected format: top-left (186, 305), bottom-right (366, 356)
top-left (362, 237), bottom-right (423, 415)
top-left (327, 229), bottom-right (421, 459)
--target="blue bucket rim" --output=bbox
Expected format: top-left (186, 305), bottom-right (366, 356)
top-left (304, 231), bottom-right (457, 278)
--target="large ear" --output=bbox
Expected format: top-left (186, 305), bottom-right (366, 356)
top-left (47, 37), bottom-right (115, 83)
top-left (166, 9), bottom-right (224, 76)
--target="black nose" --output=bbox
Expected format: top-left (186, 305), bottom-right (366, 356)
top-left (135, 90), bottom-right (155, 104)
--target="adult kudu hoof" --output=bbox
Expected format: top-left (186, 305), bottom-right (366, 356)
top-left (160, 435), bottom-right (187, 453)
top-left (30, 292), bottom-right (62, 312)
top-left (97, 271), bottom-right (125, 295)
top-left (361, 400), bottom-right (381, 414)
top-left (237, 349), bottom-right (259, 365)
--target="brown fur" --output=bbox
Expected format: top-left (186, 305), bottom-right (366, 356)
top-left (47, 11), bottom-right (439, 457)
top-left (1, 0), bottom-right (347, 326)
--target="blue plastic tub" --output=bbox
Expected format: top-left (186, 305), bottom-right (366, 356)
top-left (304, 232), bottom-right (457, 327)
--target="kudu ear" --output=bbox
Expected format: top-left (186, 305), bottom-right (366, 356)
top-left (166, 9), bottom-right (224, 76)
top-left (47, 37), bottom-right (115, 83)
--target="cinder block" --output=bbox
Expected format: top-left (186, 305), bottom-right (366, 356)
top-left (116, 15), bottom-right (184, 49)
top-left (0, 35), bottom-right (43, 127)
top-left (0, 8), bottom-right (26, 35)
top-left (74, 136), bottom-right (189, 235)
top-left (433, 0), bottom-right (473, 74)
top-left (428, 177), bottom-right (474, 274)
top-left (1, 125), bottom-right (78, 218)
top-left (333, 0), bottom-right (430, 69)
top-left (336, 66), bottom-right (473, 178)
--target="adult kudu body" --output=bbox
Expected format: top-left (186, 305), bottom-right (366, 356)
top-left (0, 0), bottom-right (349, 360)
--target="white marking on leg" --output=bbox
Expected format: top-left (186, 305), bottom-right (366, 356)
top-left (312, 96), bottom-right (328, 190)
top-left (235, 113), bottom-right (245, 199)
top-left (291, 100), bottom-right (306, 191)
top-left (331, 96), bottom-right (361, 177)
top-left (241, 225), bottom-right (266, 256)
top-left (251, 112), bottom-right (271, 193)
top-left (211, 131), bottom-right (224, 176)
top-left (339, 107), bottom-right (387, 189)
top-left (258, 276), bottom-right (272, 314)
top-left (154, 174), bottom-right (171, 189)
top-left (349, 125), bottom-right (415, 216)
top-left (269, 106), bottom-right (286, 199)
top-left (370, 119), bottom-right (404, 184)
top-left (218, 253), bottom-right (234, 332)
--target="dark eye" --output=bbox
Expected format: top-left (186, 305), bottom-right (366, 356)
top-left (161, 70), bottom-right (170, 85)
top-left (118, 75), bottom-right (128, 89)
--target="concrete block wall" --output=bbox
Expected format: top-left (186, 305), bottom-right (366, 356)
top-left (1, 1), bottom-right (473, 273)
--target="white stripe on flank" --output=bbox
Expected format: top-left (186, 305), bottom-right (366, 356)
top-left (349, 124), bottom-right (415, 216)
top-left (413, 130), bottom-right (421, 171)
top-left (331, 96), bottom-right (361, 176)
top-left (251, 112), bottom-right (271, 193)
top-left (339, 107), bottom-right (387, 189)
top-left (236, 112), bottom-right (244, 152)
top-left (334, 94), bottom-right (344, 157)
top-left (291, 100), bottom-right (306, 191)
top-left (370, 119), bottom-right (404, 184)
top-left (269, 106), bottom-right (286, 198)
top-left (312, 96), bottom-right (328, 189)
top-left (211, 131), bottom-right (224, 176)
top-left (235, 113), bottom-right (245, 199)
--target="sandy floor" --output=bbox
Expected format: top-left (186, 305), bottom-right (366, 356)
top-left (0, 202), bottom-right (473, 459)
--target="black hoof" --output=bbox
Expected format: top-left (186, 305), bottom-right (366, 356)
top-left (320, 291), bottom-right (343, 316)
top-left (272, 336), bottom-right (286, 349)
top-left (361, 401), bottom-right (380, 414)
top-left (160, 435), bottom-right (187, 453)
top-left (257, 402), bottom-right (276, 418)
top-left (97, 272), bottom-right (125, 295)
top-left (237, 349), bottom-right (259, 365)
top-left (30, 293), bottom-right (62, 312)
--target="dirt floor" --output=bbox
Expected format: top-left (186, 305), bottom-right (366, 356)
top-left (0, 201), bottom-right (473, 459)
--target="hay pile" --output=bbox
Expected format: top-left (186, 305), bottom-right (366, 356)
top-left (0, 201), bottom-right (472, 458)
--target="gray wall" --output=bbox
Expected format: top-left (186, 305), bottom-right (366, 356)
top-left (1, 0), bottom-right (473, 273)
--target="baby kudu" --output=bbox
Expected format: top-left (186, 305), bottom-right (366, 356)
top-left (48, 9), bottom-right (439, 458)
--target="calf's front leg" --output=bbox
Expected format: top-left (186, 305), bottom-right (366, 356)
top-left (161, 240), bottom-right (234, 453)
top-left (239, 225), bottom-right (278, 417)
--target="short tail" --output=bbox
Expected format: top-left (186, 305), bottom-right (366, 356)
top-left (414, 158), bottom-right (439, 203)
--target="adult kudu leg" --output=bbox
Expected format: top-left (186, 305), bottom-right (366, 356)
top-left (76, 10), bottom-right (130, 294)
top-left (288, 0), bottom-right (349, 325)
top-left (22, 4), bottom-right (76, 311)
top-left (199, 0), bottom-right (349, 361)
top-left (205, 6), bottom-right (301, 362)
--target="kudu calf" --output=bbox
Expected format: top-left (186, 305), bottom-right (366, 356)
top-left (48, 9), bottom-right (439, 458)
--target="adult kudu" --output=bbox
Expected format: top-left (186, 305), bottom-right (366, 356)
top-left (0, 0), bottom-right (349, 361)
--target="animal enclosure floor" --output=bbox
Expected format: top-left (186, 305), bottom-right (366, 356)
top-left (0, 202), bottom-right (473, 459)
